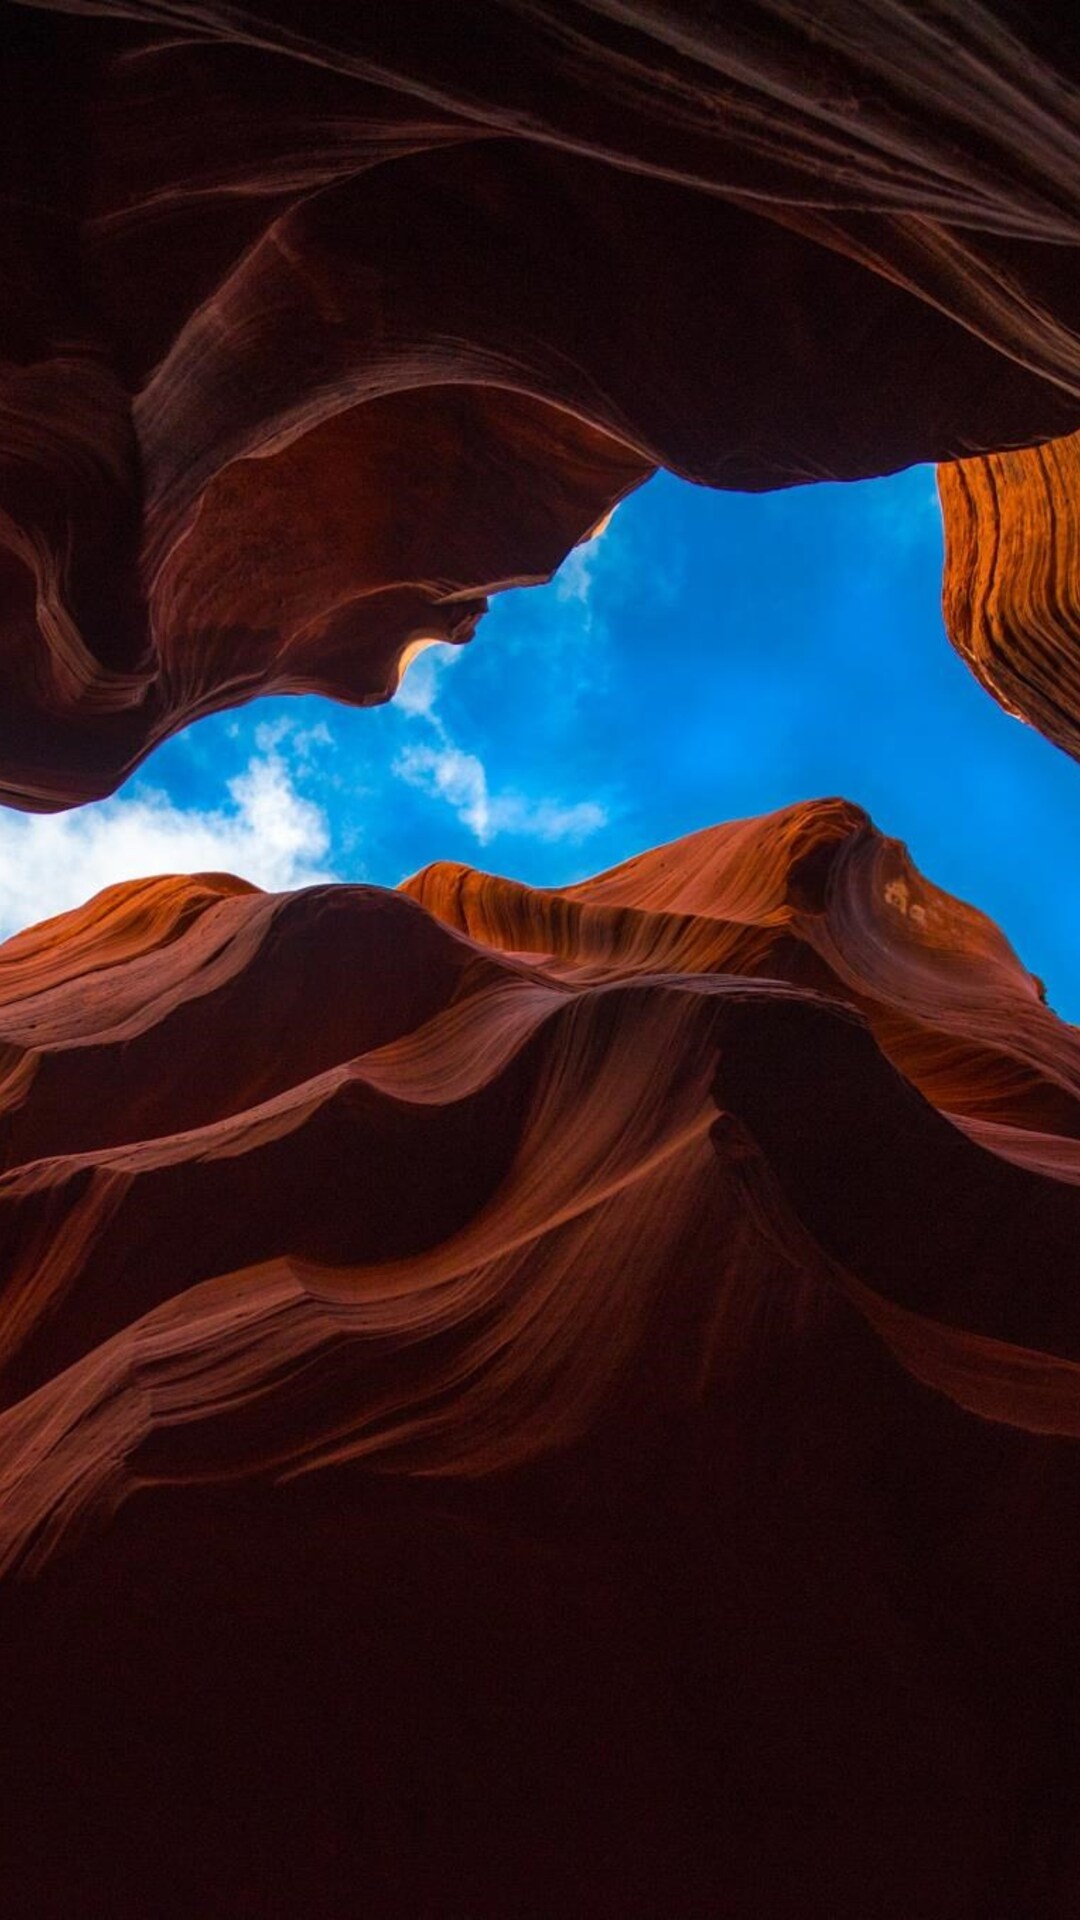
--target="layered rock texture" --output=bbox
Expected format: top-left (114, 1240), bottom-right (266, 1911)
top-left (6, 5), bottom-right (1080, 1914)
top-left (5, 0), bottom-right (1080, 806)
top-left (2, 799), bottom-right (1080, 1915)
top-left (940, 429), bottom-right (1080, 756)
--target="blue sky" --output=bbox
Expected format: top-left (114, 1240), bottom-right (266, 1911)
top-left (2, 464), bottom-right (1078, 1017)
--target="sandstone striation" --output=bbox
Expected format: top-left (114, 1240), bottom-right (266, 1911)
top-left (3, 799), bottom-right (1080, 1914)
top-left (5, 2), bottom-right (1080, 805)
top-left (940, 429), bottom-right (1080, 759)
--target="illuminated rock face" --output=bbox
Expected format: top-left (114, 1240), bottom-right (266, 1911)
top-left (940, 429), bottom-right (1080, 760)
top-left (3, 799), bottom-right (1080, 1914)
top-left (5, 1), bottom-right (1080, 805)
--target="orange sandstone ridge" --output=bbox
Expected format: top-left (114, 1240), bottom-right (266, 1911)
top-left (4, 2), bottom-right (1080, 805)
top-left (3, 799), bottom-right (1080, 1914)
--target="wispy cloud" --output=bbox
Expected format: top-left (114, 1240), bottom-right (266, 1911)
top-left (392, 642), bottom-right (607, 847)
top-left (394, 740), bottom-right (605, 845)
top-left (0, 726), bottom-right (336, 939)
top-left (554, 541), bottom-right (598, 608)
top-left (392, 646), bottom-right (446, 720)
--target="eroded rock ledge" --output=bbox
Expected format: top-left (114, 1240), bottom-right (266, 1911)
top-left (2, 798), bottom-right (1080, 1914)
top-left (4, 2), bottom-right (1080, 805)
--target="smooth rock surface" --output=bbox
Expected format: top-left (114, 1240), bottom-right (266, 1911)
top-left (2, 799), bottom-right (1080, 1915)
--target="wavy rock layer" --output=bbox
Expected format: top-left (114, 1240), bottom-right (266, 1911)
top-left (5, 1), bottom-right (1080, 805)
top-left (940, 428), bottom-right (1080, 759)
top-left (2, 798), bottom-right (1080, 1915)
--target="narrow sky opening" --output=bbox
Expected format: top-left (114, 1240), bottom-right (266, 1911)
top-left (1, 465), bottom-right (1077, 1016)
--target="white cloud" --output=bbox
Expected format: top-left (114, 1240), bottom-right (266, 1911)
top-left (392, 643), bottom-right (606, 847)
top-left (393, 651), bottom-right (442, 719)
top-left (550, 515), bottom-right (619, 621)
top-left (392, 741), bottom-right (489, 834)
top-left (252, 716), bottom-right (335, 761)
top-left (393, 742), bottom-right (605, 845)
top-left (0, 733), bottom-right (336, 940)
top-left (554, 542), bottom-right (597, 606)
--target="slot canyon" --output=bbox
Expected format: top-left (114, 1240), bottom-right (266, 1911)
top-left (4, 4), bottom-right (1080, 1914)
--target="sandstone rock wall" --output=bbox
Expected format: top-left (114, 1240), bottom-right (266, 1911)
top-left (2, 802), bottom-right (1080, 1911)
top-left (5, 2), bottom-right (1080, 804)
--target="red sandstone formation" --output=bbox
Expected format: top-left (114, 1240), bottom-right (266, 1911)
top-left (940, 429), bottom-right (1080, 758)
top-left (5, 1), bottom-right (1080, 806)
top-left (3, 798), bottom-right (1080, 1915)
top-left (6, 7), bottom-right (1080, 1914)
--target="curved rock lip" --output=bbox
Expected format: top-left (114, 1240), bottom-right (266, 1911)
top-left (5, 3), bottom-right (1080, 804)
